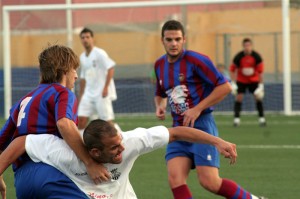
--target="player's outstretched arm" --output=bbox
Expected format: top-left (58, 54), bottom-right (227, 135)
top-left (168, 126), bottom-right (237, 164)
top-left (0, 175), bottom-right (6, 199)
top-left (0, 136), bottom-right (26, 175)
top-left (0, 136), bottom-right (27, 199)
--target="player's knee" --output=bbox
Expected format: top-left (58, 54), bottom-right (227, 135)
top-left (198, 176), bottom-right (222, 193)
top-left (168, 173), bottom-right (187, 188)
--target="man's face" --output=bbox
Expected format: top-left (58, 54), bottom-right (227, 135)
top-left (161, 30), bottom-right (186, 62)
top-left (80, 32), bottom-right (94, 50)
top-left (243, 41), bottom-right (252, 54)
top-left (65, 68), bottom-right (78, 90)
top-left (96, 133), bottom-right (125, 164)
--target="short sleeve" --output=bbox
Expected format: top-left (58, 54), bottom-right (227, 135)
top-left (97, 49), bottom-right (116, 70)
top-left (55, 89), bottom-right (78, 122)
top-left (26, 134), bottom-right (75, 167)
top-left (123, 126), bottom-right (169, 155)
top-left (193, 55), bottom-right (227, 87)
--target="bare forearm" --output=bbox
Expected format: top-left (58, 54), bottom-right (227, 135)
top-left (194, 82), bottom-right (231, 112)
top-left (104, 68), bottom-right (114, 89)
top-left (57, 118), bottom-right (92, 166)
top-left (0, 136), bottom-right (26, 175)
top-left (168, 126), bottom-right (221, 145)
top-left (154, 96), bottom-right (167, 108)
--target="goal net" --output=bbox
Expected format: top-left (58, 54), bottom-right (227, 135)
top-left (1, 0), bottom-right (300, 117)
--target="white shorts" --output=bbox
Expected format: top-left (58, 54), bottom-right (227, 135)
top-left (78, 94), bottom-right (115, 121)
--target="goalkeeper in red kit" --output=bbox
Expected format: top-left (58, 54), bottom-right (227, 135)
top-left (230, 38), bottom-right (266, 127)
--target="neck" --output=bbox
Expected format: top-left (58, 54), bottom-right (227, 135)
top-left (85, 46), bottom-right (93, 55)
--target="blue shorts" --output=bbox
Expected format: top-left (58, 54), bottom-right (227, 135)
top-left (14, 161), bottom-right (88, 199)
top-left (166, 113), bottom-right (220, 168)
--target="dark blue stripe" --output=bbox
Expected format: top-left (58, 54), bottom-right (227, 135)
top-left (232, 185), bottom-right (241, 199)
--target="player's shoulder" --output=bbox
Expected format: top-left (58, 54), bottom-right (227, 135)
top-left (185, 50), bottom-right (210, 60)
top-left (251, 50), bottom-right (262, 58)
top-left (51, 83), bottom-right (75, 96)
top-left (154, 54), bottom-right (167, 65)
top-left (121, 126), bottom-right (169, 142)
top-left (184, 50), bottom-right (213, 66)
top-left (93, 47), bottom-right (108, 56)
top-left (234, 51), bottom-right (245, 58)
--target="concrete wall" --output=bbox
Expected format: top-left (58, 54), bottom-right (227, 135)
top-left (1, 7), bottom-right (300, 77)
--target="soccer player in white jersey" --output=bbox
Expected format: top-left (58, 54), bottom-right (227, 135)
top-left (0, 120), bottom-right (237, 199)
top-left (78, 27), bottom-right (120, 132)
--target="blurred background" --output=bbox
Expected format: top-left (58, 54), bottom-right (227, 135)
top-left (0, 0), bottom-right (300, 116)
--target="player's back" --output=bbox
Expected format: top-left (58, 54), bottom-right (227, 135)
top-left (11, 83), bottom-right (78, 138)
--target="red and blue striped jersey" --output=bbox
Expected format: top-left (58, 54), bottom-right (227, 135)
top-left (155, 50), bottom-right (227, 127)
top-left (0, 83), bottom-right (78, 170)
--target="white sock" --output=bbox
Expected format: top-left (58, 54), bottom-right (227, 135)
top-left (251, 195), bottom-right (259, 199)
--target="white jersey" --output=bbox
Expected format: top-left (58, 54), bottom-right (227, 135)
top-left (25, 126), bottom-right (170, 199)
top-left (80, 47), bottom-right (117, 100)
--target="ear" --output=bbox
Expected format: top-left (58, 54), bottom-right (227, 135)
top-left (89, 148), bottom-right (101, 158)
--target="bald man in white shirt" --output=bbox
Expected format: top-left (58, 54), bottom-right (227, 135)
top-left (0, 120), bottom-right (236, 199)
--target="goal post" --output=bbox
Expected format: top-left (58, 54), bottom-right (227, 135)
top-left (2, 0), bottom-right (294, 118)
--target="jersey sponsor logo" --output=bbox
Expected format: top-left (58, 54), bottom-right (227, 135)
top-left (166, 85), bottom-right (189, 114)
top-left (75, 172), bottom-right (88, 176)
top-left (242, 67), bottom-right (254, 76)
top-left (88, 192), bottom-right (113, 199)
top-left (110, 168), bottom-right (121, 180)
top-left (179, 73), bottom-right (185, 82)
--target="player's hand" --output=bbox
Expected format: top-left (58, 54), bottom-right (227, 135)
top-left (231, 81), bottom-right (238, 96)
top-left (254, 83), bottom-right (264, 100)
top-left (0, 175), bottom-right (6, 199)
top-left (102, 87), bottom-right (108, 98)
top-left (156, 107), bottom-right (166, 120)
top-left (86, 161), bottom-right (111, 184)
top-left (215, 139), bottom-right (237, 165)
top-left (181, 107), bottom-right (201, 127)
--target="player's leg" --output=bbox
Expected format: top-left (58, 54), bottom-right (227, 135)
top-left (194, 114), bottom-right (265, 199)
top-left (166, 141), bottom-right (194, 199)
top-left (249, 83), bottom-right (266, 126)
top-left (78, 95), bottom-right (94, 130)
top-left (96, 97), bottom-right (122, 132)
top-left (167, 157), bottom-right (193, 199)
top-left (234, 82), bottom-right (246, 126)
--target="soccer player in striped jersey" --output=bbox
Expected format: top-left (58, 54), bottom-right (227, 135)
top-left (154, 20), bottom-right (267, 199)
top-left (0, 45), bottom-right (110, 199)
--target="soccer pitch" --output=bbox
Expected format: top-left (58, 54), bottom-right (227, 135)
top-left (1, 114), bottom-right (300, 198)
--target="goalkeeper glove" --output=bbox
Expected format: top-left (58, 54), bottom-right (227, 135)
top-left (254, 83), bottom-right (264, 100)
top-left (231, 81), bottom-right (238, 96)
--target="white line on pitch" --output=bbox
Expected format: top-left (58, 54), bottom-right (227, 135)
top-left (238, 145), bottom-right (300, 149)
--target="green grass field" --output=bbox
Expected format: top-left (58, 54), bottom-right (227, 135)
top-left (1, 114), bottom-right (300, 198)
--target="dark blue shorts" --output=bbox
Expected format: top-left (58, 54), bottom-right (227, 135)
top-left (14, 161), bottom-right (88, 199)
top-left (166, 113), bottom-right (220, 168)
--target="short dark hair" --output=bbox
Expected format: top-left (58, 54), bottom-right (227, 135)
top-left (83, 119), bottom-right (118, 151)
top-left (242, 38), bottom-right (252, 44)
top-left (38, 44), bottom-right (79, 84)
top-left (161, 20), bottom-right (185, 38)
top-left (80, 27), bottom-right (94, 37)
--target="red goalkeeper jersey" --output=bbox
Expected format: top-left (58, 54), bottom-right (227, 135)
top-left (229, 50), bottom-right (263, 84)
